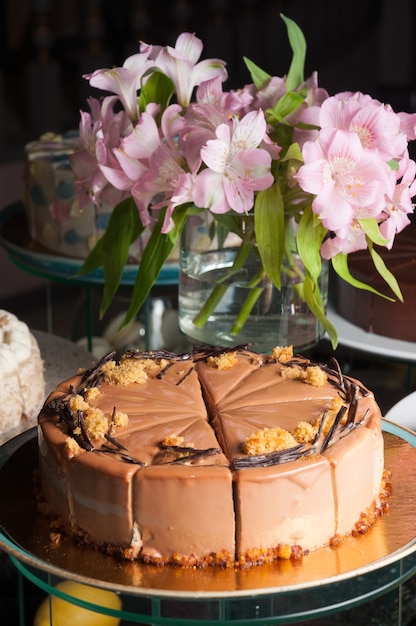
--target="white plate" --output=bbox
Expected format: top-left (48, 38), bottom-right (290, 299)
top-left (385, 391), bottom-right (416, 432)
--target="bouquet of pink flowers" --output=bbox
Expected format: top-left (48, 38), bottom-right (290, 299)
top-left (73, 14), bottom-right (416, 348)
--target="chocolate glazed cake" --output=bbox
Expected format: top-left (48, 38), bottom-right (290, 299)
top-left (337, 221), bottom-right (416, 341)
top-left (37, 345), bottom-right (390, 568)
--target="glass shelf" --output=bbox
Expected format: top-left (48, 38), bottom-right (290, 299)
top-left (1, 421), bottom-right (416, 624)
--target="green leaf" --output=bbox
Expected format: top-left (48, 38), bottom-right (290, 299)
top-left (139, 70), bottom-right (175, 113)
top-left (297, 205), bottom-right (326, 282)
top-left (77, 233), bottom-right (107, 275)
top-left (280, 13), bottom-right (306, 91)
top-left (212, 212), bottom-right (248, 240)
top-left (122, 206), bottom-right (189, 327)
top-left (303, 275), bottom-right (338, 348)
top-left (368, 243), bottom-right (403, 302)
top-left (243, 13), bottom-right (306, 95)
top-left (358, 218), bottom-right (389, 247)
top-left (254, 184), bottom-right (285, 289)
top-left (266, 90), bottom-right (306, 123)
top-left (281, 142), bottom-right (304, 163)
top-left (331, 252), bottom-right (396, 301)
top-left (77, 198), bottom-right (144, 317)
top-left (243, 56), bottom-right (272, 90)
top-left (388, 158), bottom-right (399, 171)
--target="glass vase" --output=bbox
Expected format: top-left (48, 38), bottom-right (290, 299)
top-left (178, 212), bottom-right (328, 353)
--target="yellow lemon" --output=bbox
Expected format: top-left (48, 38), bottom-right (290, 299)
top-left (33, 579), bottom-right (122, 626)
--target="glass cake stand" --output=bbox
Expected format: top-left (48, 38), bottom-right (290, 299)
top-left (1, 420), bottom-right (416, 625)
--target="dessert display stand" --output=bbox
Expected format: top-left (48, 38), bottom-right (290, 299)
top-left (2, 420), bottom-right (416, 625)
top-left (0, 202), bottom-right (180, 353)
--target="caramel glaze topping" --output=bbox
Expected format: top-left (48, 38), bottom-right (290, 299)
top-left (45, 345), bottom-right (370, 469)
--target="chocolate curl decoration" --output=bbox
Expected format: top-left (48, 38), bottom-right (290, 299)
top-left (158, 443), bottom-right (222, 464)
top-left (77, 409), bottom-right (94, 451)
top-left (104, 407), bottom-right (128, 451)
top-left (319, 405), bottom-right (348, 453)
top-left (97, 446), bottom-right (147, 465)
top-left (231, 444), bottom-right (306, 470)
top-left (125, 348), bottom-right (193, 362)
top-left (80, 351), bottom-right (116, 390)
top-left (192, 343), bottom-right (251, 363)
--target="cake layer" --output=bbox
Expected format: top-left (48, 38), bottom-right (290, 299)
top-left (234, 455), bottom-right (335, 558)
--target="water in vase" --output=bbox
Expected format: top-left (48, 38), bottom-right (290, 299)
top-left (179, 249), bottom-right (328, 353)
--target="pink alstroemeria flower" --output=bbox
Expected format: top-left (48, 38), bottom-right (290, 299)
top-left (151, 32), bottom-right (227, 107)
top-left (319, 93), bottom-right (407, 161)
top-left (292, 72), bottom-right (330, 146)
top-left (71, 96), bottom-right (130, 209)
top-left (320, 221), bottom-right (368, 259)
top-left (380, 156), bottom-right (416, 245)
top-left (296, 127), bottom-right (392, 234)
top-left (193, 110), bottom-right (273, 214)
top-left (243, 75), bottom-right (286, 113)
top-left (131, 140), bottom-right (191, 231)
top-left (180, 77), bottom-right (252, 173)
top-left (161, 172), bottom-right (197, 233)
top-left (398, 111), bottom-right (416, 141)
top-left (121, 110), bottom-right (161, 160)
top-left (84, 50), bottom-right (154, 123)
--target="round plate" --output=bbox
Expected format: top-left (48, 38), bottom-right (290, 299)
top-left (0, 202), bottom-right (179, 286)
top-left (1, 420), bottom-right (416, 600)
top-left (385, 391), bottom-right (416, 432)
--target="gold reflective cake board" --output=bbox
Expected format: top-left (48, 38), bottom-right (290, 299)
top-left (1, 422), bottom-right (416, 598)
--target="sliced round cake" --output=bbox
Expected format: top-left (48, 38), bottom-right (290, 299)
top-left (0, 310), bottom-right (46, 434)
top-left (37, 345), bottom-right (389, 567)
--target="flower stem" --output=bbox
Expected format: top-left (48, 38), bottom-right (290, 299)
top-left (192, 236), bottom-right (255, 329)
top-left (230, 285), bottom-right (264, 336)
top-left (192, 283), bottom-right (229, 328)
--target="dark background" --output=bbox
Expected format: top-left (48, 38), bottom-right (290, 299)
top-left (0, 0), bottom-right (415, 160)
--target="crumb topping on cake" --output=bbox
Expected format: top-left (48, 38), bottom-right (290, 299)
top-left (243, 394), bottom-right (347, 455)
top-left (58, 392), bottom-right (129, 452)
top-left (69, 395), bottom-right (109, 441)
top-left (245, 427), bottom-right (298, 455)
top-left (84, 387), bottom-right (100, 402)
top-left (320, 396), bottom-right (345, 433)
top-left (280, 363), bottom-right (328, 386)
top-left (270, 345), bottom-right (293, 363)
top-left (101, 355), bottom-right (170, 385)
top-left (207, 351), bottom-right (238, 369)
top-left (291, 421), bottom-right (317, 444)
top-left (161, 435), bottom-right (195, 448)
top-left (101, 359), bottom-right (149, 384)
top-left (304, 366), bottom-right (328, 387)
top-left (48, 346), bottom-right (367, 467)
top-left (65, 436), bottom-right (82, 455)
